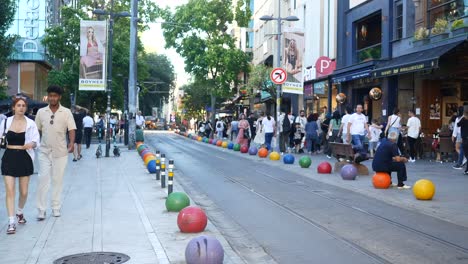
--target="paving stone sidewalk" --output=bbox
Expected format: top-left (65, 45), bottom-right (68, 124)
top-left (0, 145), bottom-right (243, 264)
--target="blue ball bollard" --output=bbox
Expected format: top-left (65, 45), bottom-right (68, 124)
top-left (185, 235), bottom-right (224, 264)
top-left (248, 146), bottom-right (258, 155)
top-left (227, 142), bottom-right (234, 149)
top-left (212, 139), bottom-right (218, 146)
top-left (147, 160), bottom-right (157, 173)
top-left (283, 154), bottom-right (295, 164)
top-left (341, 164), bottom-right (358, 180)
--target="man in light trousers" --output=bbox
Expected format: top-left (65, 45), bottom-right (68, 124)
top-left (35, 85), bottom-right (76, 220)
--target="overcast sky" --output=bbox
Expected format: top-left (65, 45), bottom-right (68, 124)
top-left (141, 0), bottom-right (189, 86)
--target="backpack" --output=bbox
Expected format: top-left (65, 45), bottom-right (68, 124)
top-left (217, 122), bottom-right (221, 129)
top-left (282, 115), bottom-right (291, 132)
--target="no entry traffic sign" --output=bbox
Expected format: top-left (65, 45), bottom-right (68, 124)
top-left (270, 68), bottom-right (287, 85)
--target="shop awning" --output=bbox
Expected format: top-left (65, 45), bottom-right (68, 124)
top-left (331, 68), bottom-right (373, 84)
top-left (371, 40), bottom-right (465, 78)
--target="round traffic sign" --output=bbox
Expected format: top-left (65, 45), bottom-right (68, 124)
top-left (270, 68), bottom-right (287, 85)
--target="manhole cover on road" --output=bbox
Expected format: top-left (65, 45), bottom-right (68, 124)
top-left (53, 252), bottom-right (130, 264)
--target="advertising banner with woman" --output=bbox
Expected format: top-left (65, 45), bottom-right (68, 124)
top-left (79, 20), bottom-right (107, 91)
top-left (282, 29), bottom-right (304, 95)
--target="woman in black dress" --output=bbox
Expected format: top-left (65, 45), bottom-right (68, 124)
top-left (1, 96), bottom-right (40, 234)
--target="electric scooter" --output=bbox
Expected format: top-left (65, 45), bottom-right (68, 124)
top-left (96, 127), bottom-right (102, 158)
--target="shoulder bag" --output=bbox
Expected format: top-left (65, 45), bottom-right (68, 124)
top-left (0, 119), bottom-right (7, 149)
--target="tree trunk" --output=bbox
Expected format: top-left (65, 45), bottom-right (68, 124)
top-left (210, 92), bottom-right (216, 138)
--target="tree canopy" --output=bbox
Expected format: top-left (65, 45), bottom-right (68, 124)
top-left (161, 0), bottom-right (251, 118)
top-left (0, 0), bottom-right (16, 99)
top-left (42, 0), bottom-right (163, 113)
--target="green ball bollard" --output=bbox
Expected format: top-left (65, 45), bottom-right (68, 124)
top-left (299, 156), bottom-right (312, 168)
top-left (166, 192), bottom-right (190, 212)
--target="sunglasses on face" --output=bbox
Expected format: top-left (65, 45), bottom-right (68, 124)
top-left (50, 114), bottom-right (55, 125)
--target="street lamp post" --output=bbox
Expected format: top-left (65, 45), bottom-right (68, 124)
top-left (260, 2), bottom-right (299, 152)
top-left (93, 2), bottom-right (130, 157)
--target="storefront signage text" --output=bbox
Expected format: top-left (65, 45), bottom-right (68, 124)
top-left (373, 60), bottom-right (437, 78)
top-left (23, 0), bottom-right (41, 52)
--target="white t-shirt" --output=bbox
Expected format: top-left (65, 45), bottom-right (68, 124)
top-left (388, 115), bottom-right (401, 128)
top-left (348, 113), bottom-right (367, 135)
top-left (341, 114), bottom-right (351, 134)
top-left (136, 115), bottom-right (145, 126)
top-left (83, 116), bottom-right (94, 128)
top-left (407, 116), bottom-right (421, 139)
top-left (295, 116), bottom-right (307, 130)
top-left (262, 117), bottom-right (276, 133)
top-left (369, 126), bottom-right (381, 142)
top-left (453, 116), bottom-right (462, 137)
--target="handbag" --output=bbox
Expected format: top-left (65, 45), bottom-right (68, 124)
top-left (243, 128), bottom-right (250, 139)
top-left (0, 119), bottom-right (7, 149)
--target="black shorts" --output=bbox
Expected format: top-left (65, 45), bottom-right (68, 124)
top-left (75, 130), bottom-right (83, 143)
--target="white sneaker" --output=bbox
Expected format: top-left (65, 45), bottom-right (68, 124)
top-left (397, 185), bottom-right (411, 190)
top-left (52, 209), bottom-right (61, 217)
top-left (37, 210), bottom-right (46, 221)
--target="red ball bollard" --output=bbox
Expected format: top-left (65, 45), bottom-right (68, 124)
top-left (240, 145), bottom-right (249, 153)
top-left (177, 206), bottom-right (208, 233)
top-left (317, 162), bottom-right (332, 174)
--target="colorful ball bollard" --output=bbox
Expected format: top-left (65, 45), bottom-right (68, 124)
top-left (203, 137), bottom-right (208, 143)
top-left (143, 155), bottom-right (156, 165)
top-left (222, 141), bottom-right (228, 148)
top-left (185, 235), bottom-right (224, 264)
top-left (212, 139), bottom-right (218, 146)
top-left (372, 172), bottom-right (391, 189)
top-left (209, 139), bottom-right (214, 144)
top-left (258, 148), bottom-right (268, 158)
top-left (240, 145), bottom-right (249, 153)
top-left (233, 144), bottom-right (241, 151)
top-left (227, 142), bottom-right (234, 149)
top-left (140, 149), bottom-right (151, 157)
top-left (413, 179), bottom-right (436, 200)
top-left (147, 160), bottom-right (157, 173)
top-left (341, 164), bottom-right (358, 180)
top-left (299, 156), bottom-right (312, 168)
top-left (216, 140), bottom-right (223, 147)
top-left (283, 154), bottom-right (295, 164)
top-left (177, 206), bottom-right (208, 233)
top-left (317, 162), bottom-right (332, 174)
top-left (248, 146), bottom-right (258, 155)
top-left (198, 137), bottom-right (203, 142)
top-left (269, 151), bottom-right (280, 161)
top-left (166, 192), bottom-right (191, 212)
top-left (137, 145), bottom-right (146, 153)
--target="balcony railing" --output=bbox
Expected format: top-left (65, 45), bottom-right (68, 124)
top-left (356, 43), bottom-right (382, 63)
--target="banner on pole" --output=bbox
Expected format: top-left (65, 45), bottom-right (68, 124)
top-left (282, 29), bottom-right (304, 95)
top-left (79, 20), bottom-right (107, 91)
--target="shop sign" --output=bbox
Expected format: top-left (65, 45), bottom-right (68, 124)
top-left (313, 81), bottom-right (327, 95)
top-left (372, 60), bottom-right (437, 78)
top-left (283, 82), bottom-right (303, 95)
top-left (315, 56), bottom-right (336, 78)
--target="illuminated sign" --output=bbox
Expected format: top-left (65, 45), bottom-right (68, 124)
top-left (372, 60), bottom-right (437, 78)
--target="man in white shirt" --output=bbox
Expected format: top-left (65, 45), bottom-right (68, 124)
top-left (406, 110), bottom-right (421, 162)
top-left (339, 106), bottom-right (353, 143)
top-left (136, 111), bottom-right (145, 129)
top-left (215, 118), bottom-right (224, 139)
top-left (82, 112), bottom-right (94, 149)
top-left (294, 110), bottom-right (307, 146)
top-left (347, 104), bottom-right (370, 159)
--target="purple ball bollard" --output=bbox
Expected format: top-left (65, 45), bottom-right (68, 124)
top-left (185, 235), bottom-right (224, 264)
top-left (248, 146), bottom-right (258, 155)
top-left (340, 164), bottom-right (358, 180)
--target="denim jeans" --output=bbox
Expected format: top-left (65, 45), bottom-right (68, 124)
top-left (351, 134), bottom-right (366, 155)
top-left (458, 146), bottom-right (465, 166)
top-left (306, 136), bottom-right (317, 153)
top-left (265, 132), bottom-right (274, 150)
top-left (217, 130), bottom-right (223, 139)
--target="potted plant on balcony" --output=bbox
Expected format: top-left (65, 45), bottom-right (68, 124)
top-left (451, 19), bottom-right (468, 36)
top-left (413, 27), bottom-right (429, 47)
top-left (430, 18), bottom-right (449, 42)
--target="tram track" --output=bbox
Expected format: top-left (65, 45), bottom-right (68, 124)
top-left (150, 132), bottom-right (468, 263)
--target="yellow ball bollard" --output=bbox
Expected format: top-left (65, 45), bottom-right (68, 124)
top-left (222, 141), bottom-right (228, 148)
top-left (413, 179), bottom-right (436, 200)
top-left (269, 151), bottom-right (281, 161)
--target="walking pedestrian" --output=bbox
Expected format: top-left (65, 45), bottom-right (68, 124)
top-left (339, 106), bottom-right (353, 144)
top-left (215, 118), bottom-right (224, 139)
top-left (1, 96), bottom-right (40, 234)
top-left (96, 115), bottom-right (105, 141)
top-left (372, 131), bottom-right (411, 189)
top-left (295, 110), bottom-right (307, 146)
top-left (72, 106), bottom-right (86, 162)
top-left (279, 110), bottom-right (294, 153)
top-left (457, 107), bottom-right (468, 175)
top-left (305, 114), bottom-right (319, 154)
top-left (453, 107), bottom-right (466, 169)
top-left (406, 110), bottom-right (421, 163)
top-left (347, 104), bottom-right (370, 161)
top-left (385, 108), bottom-right (403, 153)
top-left (230, 118), bottom-right (239, 141)
top-left (237, 114), bottom-right (250, 147)
top-left (326, 111), bottom-right (342, 158)
top-left (368, 119), bottom-right (383, 158)
top-left (247, 113), bottom-right (257, 145)
top-left (35, 85), bottom-right (76, 220)
top-left (83, 112), bottom-right (94, 149)
top-left (253, 113), bottom-right (265, 147)
top-left (136, 111), bottom-right (145, 129)
top-left (262, 112), bottom-right (275, 150)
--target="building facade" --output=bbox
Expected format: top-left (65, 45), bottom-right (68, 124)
top-left (5, 0), bottom-right (64, 100)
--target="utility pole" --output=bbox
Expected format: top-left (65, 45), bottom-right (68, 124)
top-left (128, 0), bottom-right (138, 150)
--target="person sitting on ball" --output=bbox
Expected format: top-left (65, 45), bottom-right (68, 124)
top-left (372, 131), bottom-right (411, 189)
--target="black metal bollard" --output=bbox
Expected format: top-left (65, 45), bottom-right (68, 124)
top-left (168, 159), bottom-right (174, 195)
top-left (161, 154), bottom-right (166, 188)
top-left (155, 151), bottom-right (161, 180)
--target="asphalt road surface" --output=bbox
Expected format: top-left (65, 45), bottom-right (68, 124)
top-left (147, 132), bottom-right (468, 264)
